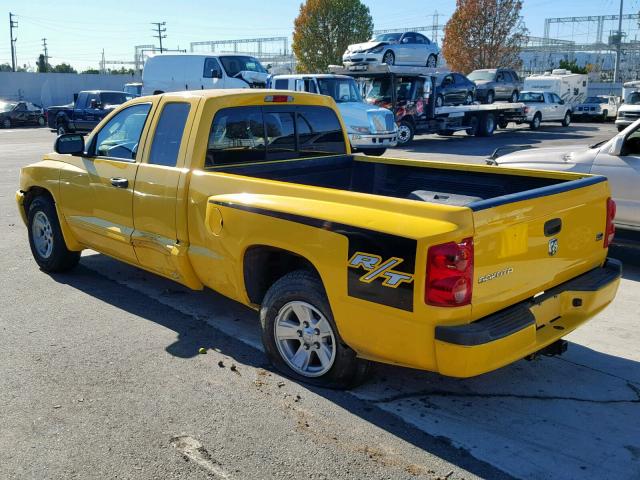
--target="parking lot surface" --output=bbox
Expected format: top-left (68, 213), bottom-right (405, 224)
top-left (1, 125), bottom-right (638, 480)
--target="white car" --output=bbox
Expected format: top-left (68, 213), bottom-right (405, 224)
top-left (574, 95), bottom-right (619, 122)
top-left (342, 32), bottom-right (440, 68)
top-left (516, 91), bottom-right (572, 129)
top-left (489, 119), bottom-right (640, 231)
top-left (268, 74), bottom-right (397, 156)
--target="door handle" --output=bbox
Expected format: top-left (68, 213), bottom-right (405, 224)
top-left (110, 177), bottom-right (128, 188)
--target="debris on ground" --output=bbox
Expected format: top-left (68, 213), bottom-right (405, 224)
top-left (198, 347), bottom-right (207, 354)
top-left (217, 360), bottom-right (225, 368)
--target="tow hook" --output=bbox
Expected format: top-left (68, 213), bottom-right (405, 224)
top-left (525, 340), bottom-right (569, 361)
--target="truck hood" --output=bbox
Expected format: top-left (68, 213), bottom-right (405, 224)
top-left (495, 145), bottom-right (596, 173)
top-left (337, 102), bottom-right (394, 131)
top-left (238, 70), bottom-right (268, 85)
top-left (346, 41), bottom-right (387, 53)
top-left (473, 80), bottom-right (492, 87)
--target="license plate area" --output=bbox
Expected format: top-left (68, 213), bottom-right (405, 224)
top-left (529, 293), bottom-right (562, 329)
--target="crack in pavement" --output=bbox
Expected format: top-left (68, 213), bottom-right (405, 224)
top-left (368, 381), bottom-right (640, 405)
top-left (553, 355), bottom-right (640, 385)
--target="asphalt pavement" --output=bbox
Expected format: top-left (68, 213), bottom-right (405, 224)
top-left (1, 125), bottom-right (638, 480)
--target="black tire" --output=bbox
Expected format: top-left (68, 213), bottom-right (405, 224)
top-left (530, 113), bottom-right (541, 130)
top-left (561, 111), bottom-right (571, 127)
top-left (478, 112), bottom-right (496, 137)
top-left (426, 54), bottom-right (437, 68)
top-left (56, 121), bottom-right (69, 136)
top-left (27, 196), bottom-right (80, 272)
top-left (260, 270), bottom-right (370, 389)
top-left (382, 51), bottom-right (395, 66)
top-left (437, 130), bottom-right (455, 136)
top-left (362, 148), bottom-right (386, 156)
top-left (498, 120), bottom-right (509, 129)
top-left (397, 120), bottom-right (415, 145)
top-left (485, 90), bottom-right (495, 104)
top-left (465, 115), bottom-right (480, 136)
top-left (510, 91), bottom-right (519, 103)
top-left (38, 116), bottom-right (46, 127)
top-left (2, 117), bottom-right (11, 129)
top-left (602, 110), bottom-right (608, 122)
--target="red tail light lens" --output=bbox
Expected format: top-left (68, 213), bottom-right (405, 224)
top-left (426, 238), bottom-right (474, 307)
top-left (264, 95), bottom-right (293, 103)
top-left (604, 197), bottom-right (616, 248)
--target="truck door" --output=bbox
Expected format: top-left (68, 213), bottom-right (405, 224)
top-left (83, 92), bottom-right (103, 131)
top-left (58, 101), bottom-right (155, 263)
top-left (132, 98), bottom-right (196, 281)
top-left (73, 93), bottom-right (90, 131)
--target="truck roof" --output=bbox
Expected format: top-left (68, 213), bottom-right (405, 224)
top-left (146, 88), bottom-right (338, 104)
top-left (79, 90), bottom-right (129, 94)
top-left (271, 74), bottom-right (353, 80)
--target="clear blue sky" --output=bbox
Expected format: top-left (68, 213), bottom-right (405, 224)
top-left (0, 0), bottom-right (633, 70)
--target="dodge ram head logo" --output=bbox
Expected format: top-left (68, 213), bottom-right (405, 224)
top-left (348, 252), bottom-right (414, 288)
top-left (548, 238), bottom-right (559, 257)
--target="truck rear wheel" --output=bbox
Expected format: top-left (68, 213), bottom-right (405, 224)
top-left (56, 122), bottom-right (69, 136)
top-left (260, 270), bottom-right (370, 389)
top-left (530, 113), bottom-right (541, 130)
top-left (478, 112), bottom-right (496, 137)
top-left (397, 120), bottom-right (414, 145)
top-left (465, 115), bottom-right (480, 136)
top-left (561, 112), bottom-right (571, 127)
top-left (27, 196), bottom-right (80, 272)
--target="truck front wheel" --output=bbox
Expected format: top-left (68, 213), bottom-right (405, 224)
top-left (362, 148), bottom-right (386, 156)
top-left (27, 196), bottom-right (80, 272)
top-left (478, 112), bottom-right (496, 137)
top-left (260, 270), bottom-right (370, 389)
top-left (397, 120), bottom-right (415, 145)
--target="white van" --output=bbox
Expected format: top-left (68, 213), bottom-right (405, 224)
top-left (268, 74), bottom-right (397, 155)
top-left (142, 54), bottom-right (269, 96)
top-left (616, 81), bottom-right (640, 131)
top-left (524, 69), bottom-right (588, 108)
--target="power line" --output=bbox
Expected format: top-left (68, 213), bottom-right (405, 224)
top-left (9, 12), bottom-right (18, 71)
top-left (151, 21), bottom-right (167, 54)
top-left (42, 37), bottom-right (49, 67)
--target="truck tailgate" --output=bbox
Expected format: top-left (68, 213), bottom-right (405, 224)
top-left (470, 176), bottom-right (610, 320)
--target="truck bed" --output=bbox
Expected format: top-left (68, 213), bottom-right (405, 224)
top-left (217, 154), bottom-right (584, 208)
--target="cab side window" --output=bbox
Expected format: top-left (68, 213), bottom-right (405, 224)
top-left (203, 58), bottom-right (222, 79)
top-left (148, 103), bottom-right (191, 167)
top-left (274, 79), bottom-right (289, 90)
top-left (206, 107), bottom-right (265, 166)
top-left (93, 103), bottom-right (152, 160)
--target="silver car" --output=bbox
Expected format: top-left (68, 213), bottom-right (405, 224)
top-left (343, 32), bottom-right (440, 68)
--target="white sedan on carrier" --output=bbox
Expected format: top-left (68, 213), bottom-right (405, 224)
top-left (488, 119), bottom-right (640, 231)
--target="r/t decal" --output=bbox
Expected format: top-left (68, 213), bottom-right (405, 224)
top-left (348, 252), bottom-right (414, 288)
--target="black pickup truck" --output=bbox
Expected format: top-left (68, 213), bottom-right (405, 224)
top-left (47, 90), bottom-right (132, 135)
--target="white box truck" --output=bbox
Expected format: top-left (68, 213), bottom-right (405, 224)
top-left (615, 80), bottom-right (640, 131)
top-left (141, 54), bottom-right (269, 96)
top-left (524, 69), bottom-right (588, 108)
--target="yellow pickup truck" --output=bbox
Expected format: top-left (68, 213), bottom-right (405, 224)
top-left (17, 90), bottom-right (621, 388)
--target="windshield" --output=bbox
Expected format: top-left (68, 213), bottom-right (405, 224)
top-left (627, 92), bottom-right (640, 105)
top-left (371, 33), bottom-right (401, 43)
top-left (124, 85), bottom-right (142, 96)
top-left (518, 92), bottom-right (544, 103)
top-left (317, 78), bottom-right (362, 103)
top-left (366, 78), bottom-right (415, 103)
top-left (0, 102), bottom-right (16, 112)
top-left (100, 92), bottom-right (129, 107)
top-left (220, 56), bottom-right (266, 77)
top-left (467, 70), bottom-right (496, 82)
top-left (585, 96), bottom-right (606, 104)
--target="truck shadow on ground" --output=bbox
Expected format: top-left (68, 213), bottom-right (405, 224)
top-left (400, 123), bottom-right (612, 158)
top-left (51, 251), bottom-right (640, 480)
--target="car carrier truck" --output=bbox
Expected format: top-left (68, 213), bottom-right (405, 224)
top-left (329, 64), bottom-right (526, 145)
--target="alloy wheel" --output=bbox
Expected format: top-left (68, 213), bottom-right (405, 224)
top-left (32, 211), bottom-right (54, 259)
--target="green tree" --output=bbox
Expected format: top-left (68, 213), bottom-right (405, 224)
top-left (109, 66), bottom-right (135, 75)
top-left (0, 63), bottom-right (12, 72)
top-left (81, 68), bottom-right (100, 74)
top-left (293, 0), bottom-right (373, 73)
top-left (558, 59), bottom-right (588, 74)
top-left (442, 0), bottom-right (527, 73)
top-left (51, 63), bottom-right (77, 73)
top-left (37, 54), bottom-right (50, 73)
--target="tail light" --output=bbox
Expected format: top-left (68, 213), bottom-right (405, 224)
top-left (524, 106), bottom-right (530, 114)
top-left (264, 95), bottom-right (293, 103)
top-left (426, 238), bottom-right (474, 307)
top-left (604, 197), bottom-right (616, 248)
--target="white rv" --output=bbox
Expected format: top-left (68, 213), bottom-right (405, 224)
top-left (523, 69), bottom-right (588, 108)
top-left (142, 54), bottom-right (269, 96)
top-left (616, 80), bottom-right (640, 131)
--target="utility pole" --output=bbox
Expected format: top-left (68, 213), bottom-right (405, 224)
top-left (614, 0), bottom-right (624, 83)
top-left (151, 22), bottom-right (166, 54)
top-left (9, 12), bottom-right (18, 72)
top-left (42, 38), bottom-right (48, 67)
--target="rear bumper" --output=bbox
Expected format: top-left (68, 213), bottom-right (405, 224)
top-left (434, 259), bottom-right (621, 377)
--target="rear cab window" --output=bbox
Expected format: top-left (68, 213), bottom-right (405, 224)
top-left (205, 105), bottom-right (345, 167)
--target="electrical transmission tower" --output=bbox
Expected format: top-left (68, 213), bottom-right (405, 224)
top-left (151, 22), bottom-right (167, 54)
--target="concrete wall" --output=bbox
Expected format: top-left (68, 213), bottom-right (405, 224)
top-left (587, 82), bottom-right (622, 97)
top-left (0, 72), bottom-right (141, 107)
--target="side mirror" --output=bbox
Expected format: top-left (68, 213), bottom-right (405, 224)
top-left (54, 133), bottom-right (84, 155)
top-left (609, 134), bottom-right (625, 156)
top-left (558, 99), bottom-right (565, 105)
